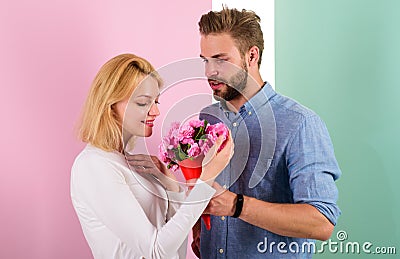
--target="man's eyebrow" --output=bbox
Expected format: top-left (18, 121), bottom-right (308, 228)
top-left (200, 53), bottom-right (228, 59)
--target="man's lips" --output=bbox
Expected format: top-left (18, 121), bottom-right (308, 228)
top-left (209, 80), bottom-right (225, 90)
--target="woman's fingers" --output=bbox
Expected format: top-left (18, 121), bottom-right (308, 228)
top-left (203, 133), bottom-right (232, 168)
top-left (128, 159), bottom-right (153, 168)
top-left (125, 154), bottom-right (155, 172)
top-left (125, 154), bottom-right (152, 162)
top-left (133, 165), bottom-right (147, 173)
top-left (125, 154), bottom-right (170, 176)
top-left (218, 132), bottom-right (234, 158)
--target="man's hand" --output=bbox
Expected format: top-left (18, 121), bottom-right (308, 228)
top-left (191, 219), bottom-right (201, 258)
top-left (204, 182), bottom-right (236, 216)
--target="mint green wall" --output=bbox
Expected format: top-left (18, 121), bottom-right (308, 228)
top-left (276, 0), bottom-right (399, 257)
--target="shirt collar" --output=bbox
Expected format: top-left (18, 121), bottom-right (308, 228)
top-left (218, 81), bottom-right (276, 113)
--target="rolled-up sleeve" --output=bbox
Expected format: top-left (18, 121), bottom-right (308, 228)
top-left (286, 114), bottom-right (341, 225)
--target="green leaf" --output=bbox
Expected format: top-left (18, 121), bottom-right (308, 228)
top-left (176, 145), bottom-right (188, 161)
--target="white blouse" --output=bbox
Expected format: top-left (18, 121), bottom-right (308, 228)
top-left (71, 144), bottom-right (215, 259)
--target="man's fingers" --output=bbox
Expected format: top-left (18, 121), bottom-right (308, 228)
top-left (191, 241), bottom-right (201, 258)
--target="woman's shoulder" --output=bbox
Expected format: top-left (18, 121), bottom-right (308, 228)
top-left (71, 144), bottom-right (127, 177)
top-left (74, 144), bottom-right (115, 162)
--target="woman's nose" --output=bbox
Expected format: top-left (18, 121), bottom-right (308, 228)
top-left (148, 103), bottom-right (160, 116)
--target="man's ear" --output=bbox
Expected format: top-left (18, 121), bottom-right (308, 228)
top-left (247, 46), bottom-right (260, 67)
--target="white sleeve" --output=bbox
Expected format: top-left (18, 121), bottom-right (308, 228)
top-left (72, 153), bottom-right (215, 258)
top-left (165, 187), bottom-right (186, 221)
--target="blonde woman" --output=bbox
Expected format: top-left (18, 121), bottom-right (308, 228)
top-left (71, 53), bottom-right (233, 259)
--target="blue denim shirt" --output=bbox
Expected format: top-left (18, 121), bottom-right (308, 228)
top-left (199, 83), bottom-right (341, 259)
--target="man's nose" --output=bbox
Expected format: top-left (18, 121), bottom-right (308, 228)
top-left (205, 61), bottom-right (218, 78)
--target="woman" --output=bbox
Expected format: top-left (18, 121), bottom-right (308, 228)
top-left (71, 53), bottom-right (233, 258)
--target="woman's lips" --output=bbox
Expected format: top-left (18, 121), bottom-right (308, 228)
top-left (143, 120), bottom-right (155, 127)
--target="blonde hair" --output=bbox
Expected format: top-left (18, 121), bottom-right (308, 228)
top-left (198, 6), bottom-right (264, 67)
top-left (78, 53), bottom-right (162, 152)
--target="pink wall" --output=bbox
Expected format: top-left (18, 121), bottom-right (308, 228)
top-left (0, 1), bottom-right (210, 258)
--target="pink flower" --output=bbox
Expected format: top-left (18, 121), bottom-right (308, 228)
top-left (188, 143), bottom-right (201, 157)
top-left (158, 144), bottom-right (168, 163)
top-left (206, 123), bottom-right (229, 141)
top-left (181, 138), bottom-right (195, 145)
top-left (158, 119), bottom-right (229, 172)
top-left (198, 135), bottom-right (213, 153)
top-left (205, 122), bottom-right (229, 152)
top-left (170, 164), bottom-right (179, 172)
top-left (178, 124), bottom-right (195, 144)
top-left (167, 122), bottom-right (181, 147)
top-left (189, 120), bottom-right (204, 128)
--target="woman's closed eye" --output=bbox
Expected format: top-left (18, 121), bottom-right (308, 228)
top-left (136, 100), bottom-right (160, 107)
top-left (136, 102), bottom-right (150, 107)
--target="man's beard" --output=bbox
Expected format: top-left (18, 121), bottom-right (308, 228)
top-left (213, 61), bottom-right (248, 101)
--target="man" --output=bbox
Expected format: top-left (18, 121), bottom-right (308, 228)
top-left (192, 7), bottom-right (341, 258)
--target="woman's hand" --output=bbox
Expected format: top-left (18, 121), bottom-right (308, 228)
top-left (200, 132), bottom-right (234, 185)
top-left (125, 154), bottom-right (180, 192)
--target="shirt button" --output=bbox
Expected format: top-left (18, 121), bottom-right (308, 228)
top-left (221, 216), bottom-right (225, 221)
top-left (248, 111), bottom-right (252, 115)
top-left (232, 122), bottom-right (237, 127)
top-left (219, 248), bottom-right (224, 254)
top-left (223, 184), bottom-right (227, 189)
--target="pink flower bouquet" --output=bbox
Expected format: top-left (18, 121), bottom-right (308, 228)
top-left (159, 119), bottom-right (229, 172)
top-left (159, 119), bottom-right (229, 230)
